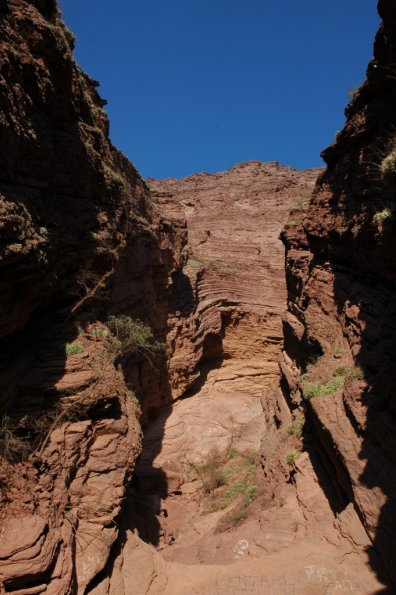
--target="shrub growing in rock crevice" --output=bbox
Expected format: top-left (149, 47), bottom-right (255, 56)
top-left (105, 315), bottom-right (165, 367)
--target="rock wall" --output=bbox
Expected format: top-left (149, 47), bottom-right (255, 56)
top-left (150, 162), bottom-right (319, 401)
top-left (2, 0), bottom-right (395, 591)
top-left (0, 1), bottom-right (185, 592)
top-left (281, 0), bottom-right (396, 584)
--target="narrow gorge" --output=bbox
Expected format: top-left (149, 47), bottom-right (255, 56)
top-left (0, 1), bottom-right (395, 594)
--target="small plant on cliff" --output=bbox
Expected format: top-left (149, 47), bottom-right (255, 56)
top-left (346, 366), bottom-right (365, 382)
top-left (50, 21), bottom-right (75, 54)
top-left (65, 342), bottom-right (85, 355)
top-left (214, 501), bottom-right (249, 533)
top-left (373, 208), bottom-right (392, 225)
top-left (105, 315), bottom-right (165, 366)
top-left (286, 450), bottom-right (300, 465)
top-left (301, 373), bottom-right (345, 399)
top-left (333, 366), bottom-right (347, 377)
top-left (288, 414), bottom-right (305, 439)
top-left (380, 149), bottom-right (396, 182)
top-left (194, 457), bottom-right (229, 494)
top-left (197, 450), bottom-right (260, 534)
top-left (103, 164), bottom-right (125, 188)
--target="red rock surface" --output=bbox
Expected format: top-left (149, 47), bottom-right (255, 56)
top-left (1, 0), bottom-right (395, 592)
top-left (123, 160), bottom-right (388, 591)
top-left (280, 0), bottom-right (396, 586)
top-left (150, 161), bottom-right (319, 400)
top-left (0, 1), bottom-right (184, 592)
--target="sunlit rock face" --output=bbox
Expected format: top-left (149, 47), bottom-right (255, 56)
top-left (150, 161), bottom-right (319, 401)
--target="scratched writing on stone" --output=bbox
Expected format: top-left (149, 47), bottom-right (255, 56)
top-left (263, 532), bottom-right (293, 547)
top-left (215, 574), bottom-right (296, 594)
top-left (304, 566), bottom-right (373, 592)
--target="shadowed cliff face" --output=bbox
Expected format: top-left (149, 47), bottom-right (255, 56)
top-left (281, 0), bottom-right (396, 586)
top-left (0, 1), bottom-right (185, 592)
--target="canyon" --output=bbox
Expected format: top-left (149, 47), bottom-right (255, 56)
top-left (0, 0), bottom-right (395, 594)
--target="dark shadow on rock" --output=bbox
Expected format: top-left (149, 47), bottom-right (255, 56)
top-left (169, 270), bottom-right (195, 317)
top-left (0, 302), bottom-right (79, 461)
top-left (331, 257), bottom-right (396, 589)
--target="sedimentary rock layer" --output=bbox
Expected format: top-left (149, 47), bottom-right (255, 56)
top-left (150, 162), bottom-right (319, 400)
top-left (0, 1), bottom-right (185, 592)
top-left (281, 0), bottom-right (396, 584)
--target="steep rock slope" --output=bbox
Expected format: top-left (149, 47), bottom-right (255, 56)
top-left (150, 162), bottom-right (319, 400)
top-left (133, 163), bottom-right (319, 552)
top-left (0, 1), bottom-right (184, 593)
top-left (281, 0), bottom-right (396, 585)
top-left (93, 163), bottom-right (386, 593)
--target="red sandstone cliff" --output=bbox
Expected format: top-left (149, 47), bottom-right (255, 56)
top-left (0, 1), bottom-right (184, 592)
top-left (1, 0), bottom-right (395, 592)
top-left (281, 0), bottom-right (396, 584)
top-left (150, 162), bottom-right (319, 401)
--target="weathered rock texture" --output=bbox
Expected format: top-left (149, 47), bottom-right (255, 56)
top-left (149, 162), bottom-right (319, 401)
top-left (2, 0), bottom-right (396, 592)
top-left (91, 156), bottom-right (387, 591)
top-left (281, 0), bottom-right (396, 586)
top-left (0, 1), bottom-right (184, 592)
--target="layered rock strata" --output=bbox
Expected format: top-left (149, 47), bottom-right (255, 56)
top-left (281, 0), bottom-right (396, 585)
top-left (150, 161), bottom-right (319, 400)
top-left (135, 163), bottom-right (319, 531)
top-left (95, 164), bottom-right (387, 592)
top-left (0, 1), bottom-right (184, 592)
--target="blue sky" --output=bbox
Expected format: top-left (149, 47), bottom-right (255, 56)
top-left (58, 1), bottom-right (379, 179)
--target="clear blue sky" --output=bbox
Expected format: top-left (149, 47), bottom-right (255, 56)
top-left (58, 1), bottom-right (379, 179)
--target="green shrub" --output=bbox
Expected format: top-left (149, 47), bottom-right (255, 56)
top-left (200, 451), bottom-right (259, 516)
top-left (244, 484), bottom-right (258, 504)
top-left (334, 346), bottom-right (346, 356)
top-left (373, 208), bottom-right (392, 225)
top-left (380, 151), bottom-right (396, 181)
top-left (65, 342), bottom-right (84, 355)
top-left (50, 21), bottom-right (75, 54)
top-left (286, 450), bottom-right (300, 465)
top-left (103, 164), bottom-right (125, 188)
top-left (105, 315), bottom-right (165, 365)
top-left (301, 373), bottom-right (344, 399)
top-left (346, 366), bottom-right (365, 381)
top-left (288, 414), bottom-right (304, 438)
top-left (294, 199), bottom-right (309, 210)
top-left (215, 501), bottom-right (248, 533)
top-left (205, 466), bottom-right (228, 492)
top-left (333, 366), bottom-right (347, 377)
top-left (228, 448), bottom-right (238, 459)
top-left (186, 257), bottom-right (205, 268)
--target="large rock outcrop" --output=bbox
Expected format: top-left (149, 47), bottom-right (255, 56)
top-left (281, 0), bottom-right (396, 585)
top-left (150, 162), bottom-right (319, 400)
top-left (0, 1), bottom-right (184, 592)
top-left (1, 0), bottom-right (395, 592)
top-left (93, 160), bottom-right (386, 593)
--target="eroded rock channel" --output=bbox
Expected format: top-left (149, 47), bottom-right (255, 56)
top-left (0, 1), bottom-right (395, 594)
top-left (117, 163), bottom-right (388, 593)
